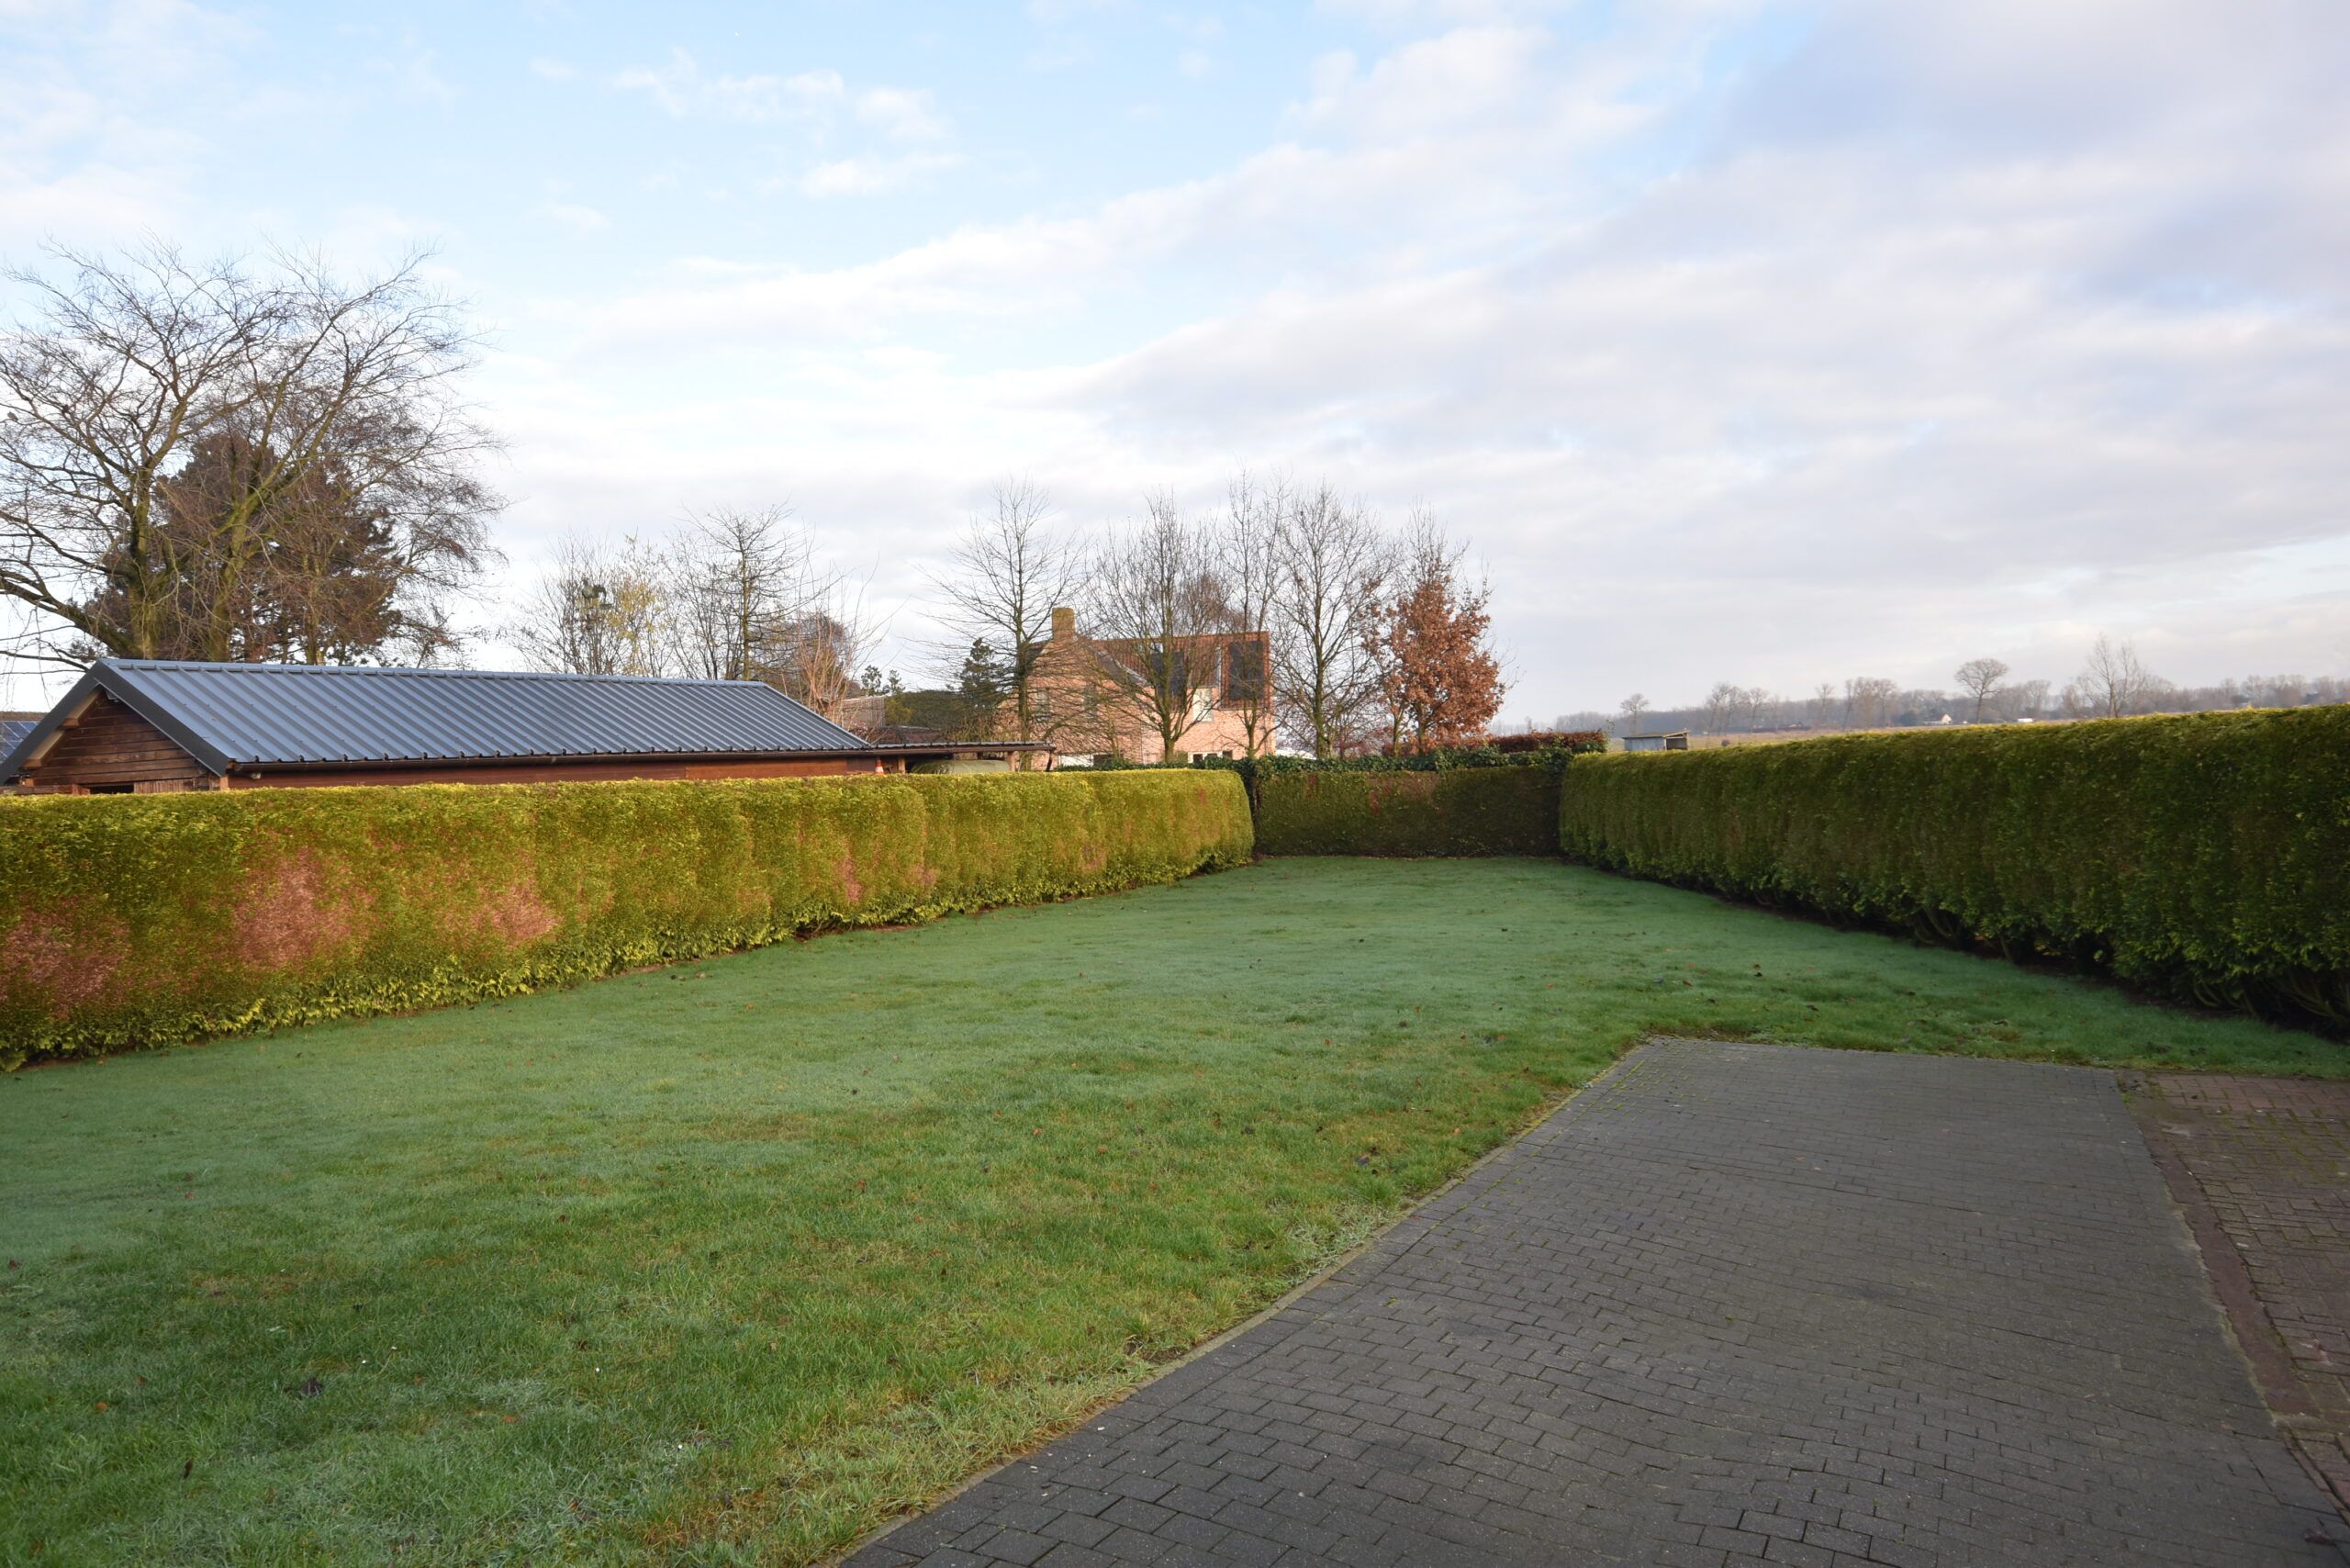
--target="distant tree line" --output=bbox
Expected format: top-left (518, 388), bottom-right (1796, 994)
top-left (1551, 636), bottom-right (2349, 740)
top-left (501, 507), bottom-right (881, 722)
top-left (914, 474), bottom-right (1505, 758)
top-left (503, 473), bottom-right (1508, 759)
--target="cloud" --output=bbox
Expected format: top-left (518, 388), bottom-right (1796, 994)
top-left (1292, 23), bottom-right (1549, 134)
top-left (604, 50), bottom-right (957, 201)
top-left (1024, 0), bottom-right (1126, 20)
top-left (610, 49), bottom-right (847, 124)
top-left (799, 151), bottom-right (965, 198)
top-left (533, 199), bottom-right (609, 233)
top-left (610, 50), bottom-right (953, 144)
top-left (854, 86), bottom-right (948, 142)
top-left (503, 1), bottom-right (2350, 712)
top-left (527, 56), bottom-right (576, 81)
top-left (0, 0), bottom-right (254, 251)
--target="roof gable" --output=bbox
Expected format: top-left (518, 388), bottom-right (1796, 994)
top-left (1, 661), bottom-right (870, 778)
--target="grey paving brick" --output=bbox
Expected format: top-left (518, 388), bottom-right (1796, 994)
top-left (849, 1042), bottom-right (2346, 1566)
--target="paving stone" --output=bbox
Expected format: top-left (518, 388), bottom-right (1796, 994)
top-left (2129, 1070), bottom-right (2350, 1526)
top-left (850, 1042), bottom-right (2347, 1565)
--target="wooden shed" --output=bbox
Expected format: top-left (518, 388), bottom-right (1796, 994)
top-left (0, 660), bottom-right (1032, 794)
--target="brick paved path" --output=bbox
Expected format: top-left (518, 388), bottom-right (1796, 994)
top-left (2130, 1072), bottom-right (2350, 1518)
top-left (847, 1043), bottom-right (2345, 1566)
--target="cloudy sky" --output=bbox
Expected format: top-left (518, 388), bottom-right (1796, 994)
top-left (4, 0), bottom-right (2345, 720)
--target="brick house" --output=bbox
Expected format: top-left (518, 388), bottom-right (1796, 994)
top-left (1028, 607), bottom-right (1273, 765)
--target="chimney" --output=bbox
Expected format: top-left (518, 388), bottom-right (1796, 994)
top-left (1050, 606), bottom-right (1076, 641)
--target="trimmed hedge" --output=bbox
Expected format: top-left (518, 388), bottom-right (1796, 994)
top-left (1487, 730), bottom-right (1607, 755)
top-left (1257, 767), bottom-right (1562, 856)
top-left (1557, 708), bottom-right (2350, 1025)
top-left (0, 769), bottom-right (1252, 1067)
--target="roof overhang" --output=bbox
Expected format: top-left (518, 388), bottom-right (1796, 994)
top-left (223, 739), bottom-right (1054, 777)
top-left (0, 665), bottom-right (231, 782)
top-left (857, 742), bottom-right (1053, 756)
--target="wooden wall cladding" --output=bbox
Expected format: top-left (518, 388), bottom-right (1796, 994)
top-left (18, 695), bottom-right (210, 790)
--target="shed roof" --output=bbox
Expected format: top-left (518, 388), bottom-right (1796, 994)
top-left (0, 660), bottom-right (871, 779)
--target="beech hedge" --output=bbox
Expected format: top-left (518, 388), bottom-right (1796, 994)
top-left (0, 769), bottom-right (1252, 1067)
top-left (1556, 708), bottom-right (2350, 1025)
top-left (1256, 766), bottom-right (1564, 856)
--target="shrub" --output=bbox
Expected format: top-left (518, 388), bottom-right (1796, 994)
top-left (1556, 708), bottom-right (2350, 1025)
top-left (0, 770), bottom-right (1252, 1067)
top-left (1214, 738), bottom-right (1606, 779)
top-left (1487, 730), bottom-right (1607, 755)
top-left (1257, 767), bottom-right (1562, 856)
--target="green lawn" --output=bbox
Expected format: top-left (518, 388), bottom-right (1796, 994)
top-left (4, 857), bottom-right (2337, 1565)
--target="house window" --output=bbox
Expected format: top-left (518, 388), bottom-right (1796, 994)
top-left (1151, 647), bottom-right (1190, 702)
top-left (1225, 640), bottom-right (1267, 704)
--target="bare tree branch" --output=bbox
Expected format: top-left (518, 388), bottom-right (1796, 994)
top-left (0, 241), bottom-right (501, 669)
top-left (1270, 483), bottom-right (1388, 758)
top-left (923, 477), bottom-right (1085, 751)
top-left (1086, 491), bottom-right (1226, 761)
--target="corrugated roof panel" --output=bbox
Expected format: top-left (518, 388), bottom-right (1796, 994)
top-left (90, 660), bottom-right (870, 767)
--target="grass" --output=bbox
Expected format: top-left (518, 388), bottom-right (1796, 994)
top-left (3, 857), bottom-right (2338, 1566)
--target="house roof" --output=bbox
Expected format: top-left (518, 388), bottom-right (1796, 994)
top-left (1, 659), bottom-right (871, 779)
top-left (0, 718), bottom-right (34, 755)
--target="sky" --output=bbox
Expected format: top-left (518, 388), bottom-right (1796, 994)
top-left (3, 0), bottom-right (2346, 722)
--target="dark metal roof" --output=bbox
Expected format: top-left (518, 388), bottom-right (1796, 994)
top-left (0, 660), bottom-right (871, 778)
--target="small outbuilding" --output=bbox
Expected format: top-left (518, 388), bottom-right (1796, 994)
top-left (0, 659), bottom-right (1037, 795)
top-left (1620, 730), bottom-right (1691, 753)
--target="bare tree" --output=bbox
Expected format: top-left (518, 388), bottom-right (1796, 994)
top-left (1213, 469), bottom-right (1284, 756)
top-left (1953, 656), bottom-right (2009, 722)
top-left (923, 477), bottom-right (1085, 751)
top-left (2246, 673), bottom-right (2306, 709)
top-left (1843, 675), bottom-right (1899, 729)
top-left (773, 581), bottom-right (886, 721)
top-left (0, 241), bottom-right (500, 669)
top-left (1617, 692), bottom-right (1650, 733)
top-left (1807, 682), bottom-right (1839, 730)
top-left (1271, 483), bottom-right (1390, 757)
top-left (509, 534), bottom-right (668, 677)
top-left (666, 504), bottom-right (816, 683)
top-left (2078, 634), bottom-right (2163, 718)
top-left (1700, 681), bottom-right (1740, 735)
top-left (2001, 677), bottom-right (2050, 721)
top-left (1090, 491), bottom-right (1225, 760)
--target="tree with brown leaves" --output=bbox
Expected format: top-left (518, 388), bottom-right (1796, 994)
top-left (1365, 517), bottom-right (1504, 751)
